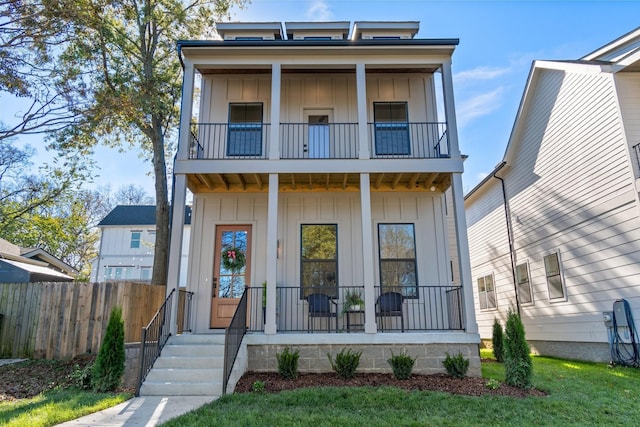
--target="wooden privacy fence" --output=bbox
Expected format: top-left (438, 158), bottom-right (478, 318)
top-left (0, 281), bottom-right (166, 360)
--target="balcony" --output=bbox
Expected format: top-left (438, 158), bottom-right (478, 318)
top-left (189, 122), bottom-right (448, 160)
top-left (243, 284), bottom-right (464, 333)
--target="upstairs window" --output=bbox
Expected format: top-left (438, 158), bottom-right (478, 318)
top-left (374, 102), bottom-right (410, 155)
top-left (477, 274), bottom-right (496, 310)
top-left (544, 252), bottom-right (566, 301)
top-left (228, 103), bottom-right (263, 156)
top-left (130, 231), bottom-right (141, 249)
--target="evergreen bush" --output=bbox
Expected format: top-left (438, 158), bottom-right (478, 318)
top-left (387, 350), bottom-right (416, 380)
top-left (492, 318), bottom-right (505, 362)
top-left (504, 308), bottom-right (533, 389)
top-left (442, 352), bottom-right (469, 378)
top-left (328, 348), bottom-right (362, 379)
top-left (276, 346), bottom-right (300, 380)
top-left (91, 306), bottom-right (125, 392)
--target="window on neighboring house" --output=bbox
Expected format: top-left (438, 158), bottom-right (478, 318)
top-left (373, 102), bottom-right (410, 155)
top-left (515, 262), bottom-right (533, 305)
top-left (104, 266), bottom-right (135, 280)
top-left (378, 224), bottom-right (418, 298)
top-left (544, 252), bottom-right (565, 300)
top-left (477, 274), bottom-right (496, 310)
top-left (130, 231), bottom-right (141, 248)
top-left (300, 224), bottom-right (338, 298)
top-left (227, 103), bottom-right (263, 156)
top-left (140, 267), bottom-right (152, 280)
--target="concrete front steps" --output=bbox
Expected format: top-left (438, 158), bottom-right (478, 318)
top-left (139, 334), bottom-right (225, 397)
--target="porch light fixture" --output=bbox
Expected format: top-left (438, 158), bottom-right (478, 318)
top-left (277, 239), bottom-right (281, 259)
top-left (430, 186), bottom-right (437, 192)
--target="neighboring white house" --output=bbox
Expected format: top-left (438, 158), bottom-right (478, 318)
top-left (91, 205), bottom-right (191, 286)
top-left (465, 27), bottom-right (640, 362)
top-left (163, 21), bottom-right (479, 376)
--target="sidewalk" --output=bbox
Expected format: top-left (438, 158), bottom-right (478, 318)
top-left (56, 396), bottom-right (216, 427)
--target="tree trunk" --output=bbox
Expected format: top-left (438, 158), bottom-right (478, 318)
top-left (150, 115), bottom-right (169, 286)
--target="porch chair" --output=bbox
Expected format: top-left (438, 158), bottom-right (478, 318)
top-left (306, 293), bottom-right (338, 332)
top-left (376, 291), bottom-right (404, 332)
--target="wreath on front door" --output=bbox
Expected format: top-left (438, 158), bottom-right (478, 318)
top-left (221, 247), bottom-right (246, 272)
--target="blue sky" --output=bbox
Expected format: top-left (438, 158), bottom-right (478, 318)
top-left (4, 0), bottom-right (640, 197)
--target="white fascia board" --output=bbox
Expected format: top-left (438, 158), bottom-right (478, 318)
top-left (581, 27), bottom-right (640, 61)
top-left (174, 158), bottom-right (464, 175)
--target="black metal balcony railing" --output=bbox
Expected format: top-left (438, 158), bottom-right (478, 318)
top-left (190, 123), bottom-right (271, 159)
top-left (188, 122), bottom-right (448, 160)
top-left (368, 122), bottom-right (449, 159)
top-left (280, 123), bottom-right (359, 159)
top-left (244, 284), bottom-right (463, 333)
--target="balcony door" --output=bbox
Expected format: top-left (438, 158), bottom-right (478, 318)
top-left (210, 225), bottom-right (252, 328)
top-left (304, 109), bottom-right (332, 158)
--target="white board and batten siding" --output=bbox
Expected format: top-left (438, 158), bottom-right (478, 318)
top-left (199, 74), bottom-right (436, 123)
top-left (187, 192), bottom-right (451, 333)
top-left (467, 64), bottom-right (640, 345)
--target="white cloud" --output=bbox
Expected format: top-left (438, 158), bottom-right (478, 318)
top-left (306, 0), bottom-right (333, 21)
top-left (454, 66), bottom-right (510, 85)
top-left (456, 87), bottom-right (504, 126)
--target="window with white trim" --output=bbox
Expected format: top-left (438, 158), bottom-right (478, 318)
top-left (228, 103), bottom-right (263, 156)
top-left (130, 231), bottom-right (141, 248)
top-left (515, 262), bottom-right (533, 305)
top-left (373, 102), bottom-right (410, 155)
top-left (477, 274), bottom-right (496, 310)
top-left (544, 252), bottom-right (565, 300)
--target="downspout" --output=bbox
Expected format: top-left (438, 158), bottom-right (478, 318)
top-left (492, 162), bottom-right (521, 316)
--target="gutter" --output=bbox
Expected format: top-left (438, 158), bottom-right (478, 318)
top-left (492, 162), bottom-right (521, 316)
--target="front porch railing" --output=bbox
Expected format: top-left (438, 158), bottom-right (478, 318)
top-left (368, 122), bottom-right (449, 159)
top-left (190, 123), bottom-right (271, 159)
top-left (280, 123), bottom-right (359, 159)
top-left (244, 285), bottom-right (463, 333)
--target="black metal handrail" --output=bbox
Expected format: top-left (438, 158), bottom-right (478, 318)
top-left (368, 122), bottom-right (448, 159)
top-left (280, 123), bottom-right (359, 159)
top-left (189, 123), bottom-right (270, 159)
top-left (223, 288), bottom-right (249, 394)
top-left (136, 289), bottom-right (175, 396)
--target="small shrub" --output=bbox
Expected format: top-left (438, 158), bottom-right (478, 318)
top-left (251, 380), bottom-right (265, 393)
top-left (442, 352), bottom-right (469, 378)
top-left (328, 348), bottom-right (362, 379)
top-left (276, 346), bottom-right (300, 380)
top-left (68, 363), bottom-right (93, 390)
top-left (91, 306), bottom-right (125, 392)
top-left (485, 378), bottom-right (500, 390)
top-left (504, 308), bottom-right (533, 389)
top-left (492, 318), bottom-right (505, 362)
top-left (387, 350), bottom-right (416, 380)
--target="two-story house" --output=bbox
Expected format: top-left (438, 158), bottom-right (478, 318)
top-left (91, 205), bottom-right (191, 286)
top-left (465, 27), bottom-right (640, 363)
top-left (140, 21), bottom-right (479, 397)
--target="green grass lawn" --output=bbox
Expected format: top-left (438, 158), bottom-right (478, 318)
top-left (162, 352), bottom-right (640, 427)
top-left (0, 388), bottom-right (131, 427)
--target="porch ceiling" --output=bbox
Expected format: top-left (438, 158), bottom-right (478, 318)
top-left (186, 172), bottom-right (451, 193)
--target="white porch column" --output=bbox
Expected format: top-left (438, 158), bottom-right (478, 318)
top-left (265, 173), bottom-right (279, 334)
top-left (269, 63), bottom-right (281, 160)
top-left (356, 63), bottom-right (370, 160)
top-left (166, 58), bottom-right (196, 335)
top-left (360, 173), bottom-right (377, 333)
top-left (451, 172), bottom-right (478, 333)
top-left (440, 60), bottom-right (461, 158)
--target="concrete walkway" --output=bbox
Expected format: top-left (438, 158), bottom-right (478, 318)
top-left (55, 396), bottom-right (216, 427)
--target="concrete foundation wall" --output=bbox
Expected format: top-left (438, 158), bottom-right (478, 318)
top-left (123, 342), bottom-right (141, 389)
top-left (247, 343), bottom-right (481, 377)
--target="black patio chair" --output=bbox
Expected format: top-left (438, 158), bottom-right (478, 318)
top-left (306, 293), bottom-right (338, 332)
top-left (376, 291), bottom-right (404, 332)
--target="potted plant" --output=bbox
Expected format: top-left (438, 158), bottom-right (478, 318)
top-left (343, 290), bottom-right (364, 313)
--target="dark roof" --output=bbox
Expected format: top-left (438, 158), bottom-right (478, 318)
top-left (177, 38), bottom-right (459, 48)
top-left (98, 205), bottom-right (192, 226)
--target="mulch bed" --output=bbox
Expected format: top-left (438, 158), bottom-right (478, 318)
top-left (234, 371), bottom-right (547, 398)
